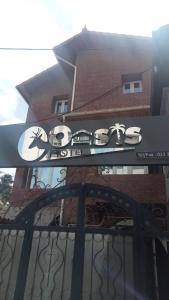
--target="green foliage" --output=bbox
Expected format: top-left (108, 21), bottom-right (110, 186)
top-left (0, 173), bottom-right (13, 205)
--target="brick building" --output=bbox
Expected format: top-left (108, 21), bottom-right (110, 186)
top-left (10, 29), bottom-right (167, 228)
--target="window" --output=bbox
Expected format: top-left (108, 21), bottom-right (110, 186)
top-left (30, 167), bottom-right (66, 188)
top-left (122, 73), bottom-right (142, 94)
top-left (98, 166), bottom-right (148, 175)
top-left (53, 99), bottom-right (69, 114)
top-left (123, 81), bottom-right (142, 94)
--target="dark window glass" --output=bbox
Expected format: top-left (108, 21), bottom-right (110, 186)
top-left (57, 103), bottom-right (62, 113)
top-left (134, 81), bottom-right (142, 93)
top-left (125, 83), bottom-right (130, 90)
top-left (134, 82), bottom-right (140, 88)
top-left (64, 102), bottom-right (69, 113)
top-left (55, 100), bottom-right (69, 113)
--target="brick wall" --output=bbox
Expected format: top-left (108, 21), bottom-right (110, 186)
top-left (66, 167), bottom-right (166, 203)
top-left (18, 64), bottom-right (73, 122)
top-left (11, 167), bottom-right (166, 206)
top-left (73, 35), bottom-right (152, 112)
top-left (20, 34), bottom-right (152, 122)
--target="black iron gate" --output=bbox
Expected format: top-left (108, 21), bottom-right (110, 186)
top-left (0, 183), bottom-right (168, 300)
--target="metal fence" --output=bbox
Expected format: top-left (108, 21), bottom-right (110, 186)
top-left (0, 183), bottom-right (169, 300)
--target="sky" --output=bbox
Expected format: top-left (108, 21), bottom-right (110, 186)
top-left (0, 0), bottom-right (169, 176)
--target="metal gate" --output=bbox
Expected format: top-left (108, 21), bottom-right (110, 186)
top-left (0, 183), bottom-right (168, 300)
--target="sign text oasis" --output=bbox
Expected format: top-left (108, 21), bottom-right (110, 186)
top-left (18, 123), bottom-right (142, 162)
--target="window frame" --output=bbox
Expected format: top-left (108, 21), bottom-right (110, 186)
top-left (54, 99), bottom-right (69, 114)
top-left (29, 167), bottom-right (67, 188)
top-left (52, 96), bottom-right (69, 114)
top-left (123, 80), bottom-right (143, 94)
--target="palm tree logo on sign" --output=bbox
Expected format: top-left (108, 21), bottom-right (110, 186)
top-left (109, 123), bottom-right (126, 145)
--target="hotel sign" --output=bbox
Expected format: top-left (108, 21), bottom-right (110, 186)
top-left (0, 116), bottom-right (169, 167)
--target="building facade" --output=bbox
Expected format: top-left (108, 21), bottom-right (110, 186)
top-left (10, 29), bottom-right (167, 228)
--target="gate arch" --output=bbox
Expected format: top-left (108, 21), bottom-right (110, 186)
top-left (12, 183), bottom-right (161, 300)
top-left (15, 183), bottom-right (158, 233)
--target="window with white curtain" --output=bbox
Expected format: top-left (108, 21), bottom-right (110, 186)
top-left (30, 167), bottom-right (66, 188)
top-left (54, 100), bottom-right (69, 113)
